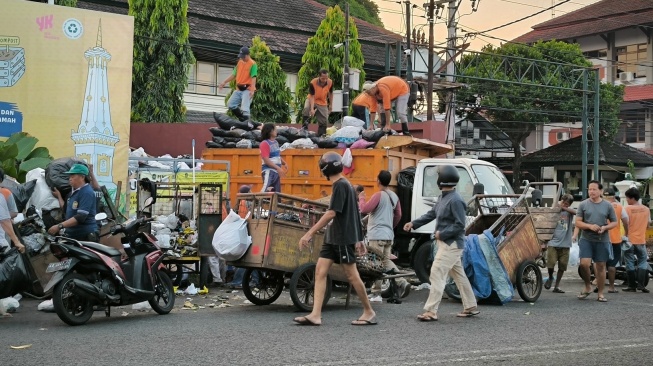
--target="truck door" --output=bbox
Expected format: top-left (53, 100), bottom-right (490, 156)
top-left (411, 164), bottom-right (474, 234)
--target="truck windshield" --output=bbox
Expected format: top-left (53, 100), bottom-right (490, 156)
top-left (422, 166), bottom-right (475, 202)
top-left (471, 165), bottom-right (513, 195)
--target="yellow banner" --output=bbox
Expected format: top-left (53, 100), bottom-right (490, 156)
top-left (0, 1), bottom-right (133, 210)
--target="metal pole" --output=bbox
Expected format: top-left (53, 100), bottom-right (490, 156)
top-left (445, 0), bottom-right (457, 148)
top-left (343, 3), bottom-right (350, 117)
top-left (385, 43), bottom-right (391, 76)
top-left (405, 1), bottom-right (413, 122)
top-left (427, 0), bottom-right (435, 121)
top-left (581, 70), bottom-right (589, 199)
top-left (396, 41), bottom-right (402, 76)
top-left (593, 71), bottom-right (600, 182)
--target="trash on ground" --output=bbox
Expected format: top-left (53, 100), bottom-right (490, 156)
top-left (132, 301), bottom-right (152, 311)
top-left (37, 299), bottom-right (55, 312)
top-left (412, 283), bottom-right (431, 291)
top-left (10, 344), bottom-right (32, 350)
top-left (182, 301), bottom-right (199, 310)
top-left (243, 300), bottom-right (252, 305)
top-left (121, 311), bottom-right (130, 317)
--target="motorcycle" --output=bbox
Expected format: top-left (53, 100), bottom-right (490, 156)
top-left (44, 197), bottom-right (175, 326)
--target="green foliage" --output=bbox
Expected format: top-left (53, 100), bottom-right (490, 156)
top-left (129, 0), bottom-right (195, 123)
top-left (55, 0), bottom-right (77, 6)
top-left (0, 132), bottom-right (53, 183)
top-left (295, 5), bottom-right (366, 123)
top-left (314, 0), bottom-right (383, 27)
top-left (455, 40), bottom-right (623, 190)
top-left (224, 37), bottom-right (293, 123)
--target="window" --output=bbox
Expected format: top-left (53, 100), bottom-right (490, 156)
top-left (185, 64), bottom-right (196, 92)
top-left (471, 165), bottom-right (513, 196)
top-left (616, 44), bottom-right (647, 77)
top-left (422, 166), bottom-right (474, 202)
top-left (196, 62), bottom-right (216, 95)
top-left (583, 49), bottom-right (607, 58)
top-left (217, 66), bottom-right (233, 96)
top-left (616, 110), bottom-right (646, 143)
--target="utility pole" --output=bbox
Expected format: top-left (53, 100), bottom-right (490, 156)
top-left (343, 2), bottom-right (350, 117)
top-left (405, 1), bottom-right (413, 122)
top-left (444, 0), bottom-right (458, 149)
top-left (426, 0), bottom-right (435, 121)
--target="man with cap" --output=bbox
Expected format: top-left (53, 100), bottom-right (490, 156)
top-left (352, 81), bottom-right (379, 130)
top-left (47, 164), bottom-right (98, 241)
top-left (366, 75), bottom-right (411, 135)
top-left (218, 46), bottom-right (258, 122)
top-left (302, 69), bottom-right (333, 135)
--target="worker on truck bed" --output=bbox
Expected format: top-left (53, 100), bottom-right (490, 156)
top-left (365, 75), bottom-right (411, 135)
top-left (352, 81), bottom-right (378, 130)
top-left (259, 123), bottom-right (287, 193)
top-left (302, 69), bottom-right (333, 136)
top-left (218, 46), bottom-right (257, 122)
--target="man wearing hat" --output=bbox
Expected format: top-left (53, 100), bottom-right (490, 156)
top-left (352, 81), bottom-right (379, 130)
top-left (218, 46), bottom-right (258, 122)
top-left (47, 164), bottom-right (98, 241)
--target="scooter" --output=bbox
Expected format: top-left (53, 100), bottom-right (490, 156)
top-left (44, 197), bottom-right (175, 326)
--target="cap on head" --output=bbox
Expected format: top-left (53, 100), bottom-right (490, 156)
top-left (318, 151), bottom-right (343, 180)
top-left (363, 82), bottom-right (376, 91)
top-left (64, 163), bottom-right (89, 176)
top-left (603, 188), bottom-right (615, 197)
top-left (239, 185), bottom-right (252, 193)
top-left (238, 46), bottom-right (250, 59)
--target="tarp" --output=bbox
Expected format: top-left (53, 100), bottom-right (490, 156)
top-left (462, 234), bottom-right (493, 299)
top-left (478, 229), bottom-right (514, 304)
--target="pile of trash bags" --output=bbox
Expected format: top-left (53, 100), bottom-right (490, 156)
top-left (150, 213), bottom-right (198, 258)
top-left (205, 113), bottom-right (389, 150)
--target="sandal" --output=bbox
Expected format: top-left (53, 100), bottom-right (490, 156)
top-left (577, 291), bottom-right (591, 299)
top-left (597, 297), bottom-right (608, 302)
top-left (457, 310), bottom-right (480, 318)
top-left (552, 288), bottom-right (565, 293)
top-left (417, 314), bottom-right (438, 322)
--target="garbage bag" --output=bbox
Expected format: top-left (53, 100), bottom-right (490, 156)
top-left (251, 129), bottom-right (262, 142)
top-left (0, 296), bottom-right (20, 315)
top-left (290, 138), bottom-right (317, 148)
top-left (0, 248), bottom-right (31, 299)
top-left (213, 113), bottom-right (259, 131)
top-left (3, 180), bottom-right (36, 213)
top-left (213, 210), bottom-right (251, 261)
top-left (222, 136), bottom-right (242, 143)
top-left (331, 126), bottom-right (362, 145)
top-left (209, 127), bottom-right (230, 137)
top-left (211, 136), bottom-right (226, 145)
top-left (251, 141), bottom-right (260, 148)
top-left (279, 127), bottom-right (305, 142)
top-left (205, 141), bottom-right (223, 149)
top-left (236, 139), bottom-right (253, 149)
top-left (37, 299), bottom-right (55, 312)
top-left (276, 135), bottom-right (289, 145)
top-left (361, 130), bottom-right (385, 142)
top-left (26, 168), bottom-right (60, 211)
top-left (45, 157), bottom-right (88, 194)
top-left (342, 116), bottom-right (366, 128)
top-left (227, 128), bottom-right (248, 138)
top-left (397, 166), bottom-right (416, 189)
top-left (241, 132), bottom-right (255, 140)
top-left (568, 241), bottom-right (580, 267)
top-left (224, 142), bottom-right (237, 148)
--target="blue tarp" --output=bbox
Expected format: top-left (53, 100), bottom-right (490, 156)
top-left (478, 229), bottom-right (514, 304)
top-left (462, 234), bottom-right (493, 299)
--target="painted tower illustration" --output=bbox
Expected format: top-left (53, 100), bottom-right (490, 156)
top-left (71, 20), bottom-right (119, 193)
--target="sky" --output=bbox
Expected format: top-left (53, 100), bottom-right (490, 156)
top-left (372, 0), bottom-right (603, 51)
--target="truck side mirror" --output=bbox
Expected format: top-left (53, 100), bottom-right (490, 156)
top-left (473, 183), bottom-right (484, 196)
top-left (531, 189), bottom-right (543, 207)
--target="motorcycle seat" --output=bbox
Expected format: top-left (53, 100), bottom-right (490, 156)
top-left (81, 242), bottom-right (122, 257)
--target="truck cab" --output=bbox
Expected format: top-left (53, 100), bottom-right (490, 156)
top-left (395, 158), bottom-right (514, 266)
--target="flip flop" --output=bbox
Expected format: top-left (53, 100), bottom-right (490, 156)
top-left (577, 292), bottom-right (591, 299)
top-left (352, 317), bottom-right (377, 325)
top-left (457, 310), bottom-right (480, 318)
top-left (417, 314), bottom-right (438, 322)
top-left (552, 288), bottom-right (565, 293)
top-left (597, 297), bottom-right (608, 302)
top-left (293, 316), bottom-right (320, 326)
top-left (544, 278), bottom-right (553, 290)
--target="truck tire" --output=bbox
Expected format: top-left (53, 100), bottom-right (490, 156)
top-left (414, 241), bottom-right (435, 284)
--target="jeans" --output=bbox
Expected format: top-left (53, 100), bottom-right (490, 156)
top-left (424, 240), bottom-right (477, 313)
top-left (227, 90), bottom-right (252, 116)
top-left (228, 268), bottom-right (260, 287)
top-left (623, 244), bottom-right (648, 271)
top-left (368, 239), bottom-right (406, 295)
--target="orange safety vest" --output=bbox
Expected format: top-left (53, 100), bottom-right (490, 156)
top-left (608, 202), bottom-right (623, 244)
top-left (309, 78), bottom-right (333, 106)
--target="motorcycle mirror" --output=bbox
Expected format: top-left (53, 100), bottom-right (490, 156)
top-left (95, 212), bottom-right (108, 221)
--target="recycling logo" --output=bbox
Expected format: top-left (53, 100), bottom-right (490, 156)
top-left (63, 18), bottom-right (83, 40)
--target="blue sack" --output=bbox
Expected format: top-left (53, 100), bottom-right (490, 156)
top-left (462, 234), bottom-right (492, 299)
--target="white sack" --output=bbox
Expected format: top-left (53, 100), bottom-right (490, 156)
top-left (212, 210), bottom-right (252, 261)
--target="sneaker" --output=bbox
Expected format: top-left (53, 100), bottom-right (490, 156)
top-left (399, 281), bottom-right (411, 298)
top-left (368, 295), bottom-right (382, 302)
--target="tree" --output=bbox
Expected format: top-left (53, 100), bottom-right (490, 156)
top-left (455, 40), bottom-right (624, 190)
top-left (224, 37), bottom-right (293, 123)
top-left (129, 0), bottom-right (195, 123)
top-left (295, 5), bottom-right (366, 123)
top-left (315, 0), bottom-right (383, 27)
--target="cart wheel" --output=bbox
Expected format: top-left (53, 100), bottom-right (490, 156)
top-left (380, 279), bottom-right (392, 298)
top-left (443, 276), bottom-right (461, 302)
top-left (242, 268), bottom-right (284, 306)
top-left (516, 261), bottom-right (542, 302)
top-left (414, 241), bottom-right (435, 284)
top-left (289, 263), bottom-right (332, 312)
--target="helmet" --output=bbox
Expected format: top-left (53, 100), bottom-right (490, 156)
top-left (318, 152), bottom-right (343, 179)
top-left (437, 165), bottom-right (459, 187)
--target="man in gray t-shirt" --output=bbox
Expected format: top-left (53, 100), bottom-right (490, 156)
top-left (574, 181), bottom-right (617, 302)
top-left (0, 194), bottom-right (25, 253)
top-left (545, 194), bottom-right (576, 293)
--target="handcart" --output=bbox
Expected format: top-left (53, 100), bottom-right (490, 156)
top-left (462, 194), bottom-right (544, 302)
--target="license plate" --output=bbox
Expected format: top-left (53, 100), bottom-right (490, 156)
top-left (46, 259), bottom-right (72, 273)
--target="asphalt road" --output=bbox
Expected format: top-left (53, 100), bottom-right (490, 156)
top-left (2, 273), bottom-right (652, 366)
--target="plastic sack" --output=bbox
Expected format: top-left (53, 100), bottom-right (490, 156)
top-left (213, 210), bottom-right (251, 261)
top-left (236, 139), bottom-right (253, 149)
top-left (342, 116), bottom-right (366, 128)
top-left (0, 248), bottom-right (31, 299)
top-left (350, 139), bottom-right (375, 149)
top-left (310, 137), bottom-right (339, 149)
top-left (132, 301), bottom-right (152, 311)
top-left (155, 234), bottom-right (171, 249)
top-left (2, 179), bottom-right (37, 213)
top-left (209, 127), bottom-right (230, 137)
top-left (342, 148), bottom-right (353, 168)
top-left (361, 130), bottom-right (386, 142)
top-left (213, 113), bottom-right (260, 131)
top-left (331, 126), bottom-right (362, 145)
top-left (37, 299), bottom-right (55, 312)
top-left (45, 157), bottom-right (87, 194)
top-left (26, 168), bottom-right (60, 211)
top-left (568, 241), bottom-right (580, 267)
top-left (0, 296), bottom-right (20, 315)
top-left (290, 138), bottom-right (316, 149)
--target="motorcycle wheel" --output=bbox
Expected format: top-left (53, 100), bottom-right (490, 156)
top-left (149, 271), bottom-right (175, 315)
top-left (53, 272), bottom-right (94, 326)
top-left (414, 242), bottom-right (434, 284)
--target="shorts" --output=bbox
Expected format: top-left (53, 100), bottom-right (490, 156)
top-left (546, 247), bottom-right (570, 271)
top-left (261, 169), bottom-right (281, 193)
top-left (607, 244), bottom-right (622, 267)
top-left (578, 238), bottom-right (611, 263)
top-left (319, 243), bottom-right (357, 264)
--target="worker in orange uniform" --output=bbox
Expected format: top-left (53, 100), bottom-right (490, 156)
top-left (219, 46), bottom-right (258, 122)
top-left (302, 69), bottom-right (333, 136)
top-left (366, 75), bottom-right (411, 135)
top-left (352, 81), bottom-right (378, 130)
